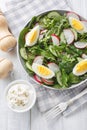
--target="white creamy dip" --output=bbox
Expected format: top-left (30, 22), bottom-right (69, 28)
top-left (7, 83), bottom-right (34, 109)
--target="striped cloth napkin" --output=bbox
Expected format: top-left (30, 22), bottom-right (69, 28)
top-left (4, 0), bottom-right (87, 117)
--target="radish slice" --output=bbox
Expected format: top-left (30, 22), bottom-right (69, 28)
top-left (71, 28), bottom-right (78, 41)
top-left (41, 78), bottom-right (54, 85)
top-left (66, 11), bottom-right (80, 20)
top-left (34, 23), bottom-right (44, 30)
top-left (40, 29), bottom-right (47, 34)
top-left (51, 34), bottom-right (60, 46)
top-left (34, 75), bottom-right (42, 83)
top-left (81, 20), bottom-right (87, 27)
top-left (47, 62), bottom-right (59, 73)
top-left (74, 42), bottom-right (87, 49)
top-left (63, 29), bottom-right (75, 44)
top-left (33, 56), bottom-right (44, 64)
top-left (39, 34), bottom-right (44, 40)
top-left (82, 54), bottom-right (87, 59)
top-left (34, 22), bottom-right (39, 26)
top-left (39, 29), bottom-right (47, 40)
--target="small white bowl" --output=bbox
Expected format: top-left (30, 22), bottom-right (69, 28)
top-left (5, 80), bottom-right (36, 113)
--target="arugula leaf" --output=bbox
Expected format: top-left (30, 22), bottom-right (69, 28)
top-left (61, 69), bottom-right (69, 88)
top-left (41, 49), bottom-right (56, 61)
top-left (78, 33), bottom-right (87, 42)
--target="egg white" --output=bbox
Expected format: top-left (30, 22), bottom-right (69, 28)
top-left (25, 25), bottom-right (40, 46)
top-left (81, 21), bottom-right (87, 32)
top-left (69, 17), bottom-right (87, 34)
top-left (32, 63), bottom-right (55, 79)
top-left (73, 59), bottom-right (87, 76)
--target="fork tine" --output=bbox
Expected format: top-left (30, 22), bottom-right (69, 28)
top-left (45, 107), bottom-right (60, 117)
top-left (50, 109), bottom-right (62, 120)
top-left (44, 104), bottom-right (59, 116)
top-left (45, 109), bottom-right (62, 120)
top-left (45, 107), bottom-right (61, 120)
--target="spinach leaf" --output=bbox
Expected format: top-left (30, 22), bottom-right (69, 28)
top-left (18, 27), bottom-right (29, 48)
top-left (68, 73), bottom-right (80, 84)
top-left (26, 16), bottom-right (37, 28)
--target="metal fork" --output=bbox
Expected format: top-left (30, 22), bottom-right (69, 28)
top-left (44, 88), bottom-right (87, 120)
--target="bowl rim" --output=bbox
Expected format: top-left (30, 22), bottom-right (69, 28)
top-left (5, 79), bottom-right (36, 113)
top-left (17, 9), bottom-right (87, 91)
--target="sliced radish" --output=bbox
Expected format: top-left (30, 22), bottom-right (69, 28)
top-left (39, 34), bottom-right (44, 40)
top-left (47, 62), bottom-right (59, 73)
top-left (39, 29), bottom-right (47, 40)
top-left (41, 78), bottom-right (54, 85)
top-left (63, 29), bottom-right (75, 44)
top-left (34, 75), bottom-right (42, 84)
top-left (82, 54), bottom-right (87, 59)
top-left (34, 23), bottom-right (44, 30)
top-left (33, 56), bottom-right (44, 64)
top-left (74, 41), bottom-right (87, 49)
top-left (34, 22), bottom-right (39, 26)
top-left (40, 29), bottom-right (47, 34)
top-left (51, 34), bottom-right (60, 46)
top-left (71, 28), bottom-right (78, 41)
top-left (66, 11), bottom-right (80, 20)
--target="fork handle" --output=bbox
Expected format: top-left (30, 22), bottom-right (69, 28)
top-left (67, 88), bottom-right (87, 105)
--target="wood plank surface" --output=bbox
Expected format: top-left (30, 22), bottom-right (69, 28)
top-left (0, 0), bottom-right (87, 130)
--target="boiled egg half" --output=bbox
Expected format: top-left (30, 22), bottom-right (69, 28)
top-left (73, 59), bottom-right (87, 76)
top-left (69, 17), bottom-right (87, 33)
top-left (25, 25), bottom-right (40, 46)
top-left (32, 63), bottom-right (55, 79)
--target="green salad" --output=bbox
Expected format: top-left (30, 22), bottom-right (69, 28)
top-left (19, 10), bottom-right (87, 89)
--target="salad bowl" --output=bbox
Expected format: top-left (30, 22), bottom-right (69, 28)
top-left (18, 10), bottom-right (87, 90)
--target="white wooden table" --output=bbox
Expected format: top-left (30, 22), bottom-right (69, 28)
top-left (0, 0), bottom-right (87, 130)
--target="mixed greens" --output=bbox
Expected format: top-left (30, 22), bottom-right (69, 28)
top-left (19, 10), bottom-right (87, 89)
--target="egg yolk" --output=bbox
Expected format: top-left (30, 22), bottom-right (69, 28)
top-left (29, 30), bottom-right (37, 44)
top-left (37, 66), bottom-right (51, 76)
top-left (76, 60), bottom-right (87, 72)
top-left (71, 19), bottom-right (84, 31)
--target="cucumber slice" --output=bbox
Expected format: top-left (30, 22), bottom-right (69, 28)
top-left (56, 71), bottom-right (62, 86)
top-left (26, 62), bottom-right (33, 71)
top-left (77, 57), bottom-right (83, 62)
top-left (49, 45), bottom-right (57, 57)
top-left (47, 11), bottom-right (60, 18)
top-left (60, 32), bottom-right (66, 44)
top-left (20, 48), bottom-right (28, 60)
top-left (71, 28), bottom-right (78, 41)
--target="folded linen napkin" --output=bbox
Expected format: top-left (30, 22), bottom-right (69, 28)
top-left (4, 0), bottom-right (87, 117)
